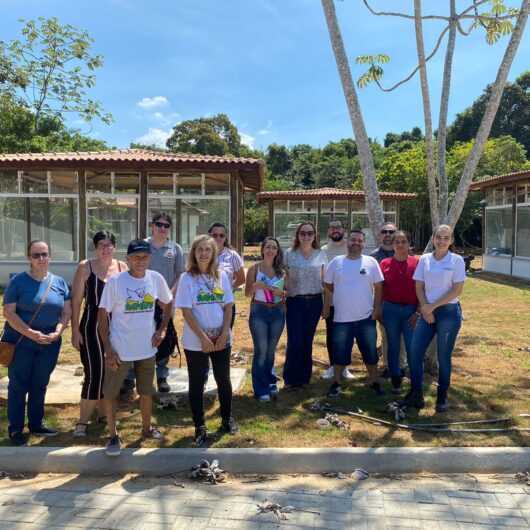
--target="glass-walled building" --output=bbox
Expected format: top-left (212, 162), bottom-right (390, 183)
top-left (0, 149), bottom-right (264, 285)
top-left (470, 170), bottom-right (530, 280)
top-left (257, 187), bottom-right (416, 251)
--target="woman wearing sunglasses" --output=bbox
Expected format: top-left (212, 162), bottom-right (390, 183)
top-left (2, 240), bottom-right (71, 446)
top-left (208, 223), bottom-right (245, 328)
top-left (283, 221), bottom-right (327, 388)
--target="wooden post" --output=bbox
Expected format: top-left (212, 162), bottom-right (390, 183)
top-left (230, 171), bottom-right (239, 251)
top-left (139, 171), bottom-right (148, 239)
top-left (78, 169), bottom-right (87, 260)
top-left (267, 200), bottom-right (274, 237)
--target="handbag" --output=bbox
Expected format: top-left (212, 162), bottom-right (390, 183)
top-left (0, 276), bottom-right (53, 367)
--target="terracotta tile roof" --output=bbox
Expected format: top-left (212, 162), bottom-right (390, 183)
top-left (469, 169), bottom-right (530, 190)
top-left (0, 148), bottom-right (265, 191)
top-left (257, 187), bottom-right (416, 202)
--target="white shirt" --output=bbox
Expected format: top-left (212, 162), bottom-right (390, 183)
top-left (413, 252), bottom-right (466, 304)
top-left (217, 248), bottom-right (244, 291)
top-left (99, 270), bottom-right (173, 361)
top-left (175, 270), bottom-right (234, 351)
top-left (324, 255), bottom-right (384, 322)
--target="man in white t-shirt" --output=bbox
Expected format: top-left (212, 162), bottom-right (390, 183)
top-left (321, 220), bottom-right (353, 381)
top-left (98, 239), bottom-right (173, 456)
top-left (323, 229), bottom-right (384, 398)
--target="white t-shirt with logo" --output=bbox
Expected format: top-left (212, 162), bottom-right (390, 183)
top-left (99, 270), bottom-right (173, 361)
top-left (324, 255), bottom-right (384, 322)
top-left (175, 270), bottom-right (234, 351)
top-left (413, 252), bottom-right (466, 304)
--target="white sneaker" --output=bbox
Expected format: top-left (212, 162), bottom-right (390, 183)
top-left (342, 368), bottom-right (355, 380)
top-left (321, 366), bottom-right (334, 380)
top-left (258, 394), bottom-right (271, 402)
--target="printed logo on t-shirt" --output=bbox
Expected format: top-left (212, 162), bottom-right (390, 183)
top-left (125, 287), bottom-right (155, 313)
top-left (196, 286), bottom-right (224, 304)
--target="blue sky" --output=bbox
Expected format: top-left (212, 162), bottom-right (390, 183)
top-left (1, 0), bottom-right (529, 151)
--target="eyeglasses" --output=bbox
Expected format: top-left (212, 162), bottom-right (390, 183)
top-left (381, 229), bottom-right (396, 235)
top-left (31, 252), bottom-right (49, 259)
top-left (154, 221), bottom-right (171, 229)
top-left (299, 231), bottom-right (315, 237)
top-left (211, 233), bottom-right (226, 239)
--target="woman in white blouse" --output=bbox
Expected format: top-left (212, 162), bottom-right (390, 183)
top-left (283, 221), bottom-right (327, 389)
top-left (403, 225), bottom-right (466, 413)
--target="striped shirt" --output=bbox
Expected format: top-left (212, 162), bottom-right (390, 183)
top-left (217, 247), bottom-right (244, 291)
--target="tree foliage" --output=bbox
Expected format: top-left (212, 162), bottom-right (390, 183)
top-left (0, 17), bottom-right (112, 128)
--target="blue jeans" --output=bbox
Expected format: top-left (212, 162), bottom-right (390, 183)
top-left (332, 317), bottom-right (379, 366)
top-left (409, 303), bottom-right (462, 392)
top-left (7, 337), bottom-right (61, 435)
top-left (382, 302), bottom-right (416, 378)
top-left (249, 302), bottom-right (285, 398)
top-left (283, 295), bottom-right (323, 386)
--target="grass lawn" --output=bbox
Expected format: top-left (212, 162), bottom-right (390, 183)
top-left (0, 263), bottom-right (529, 449)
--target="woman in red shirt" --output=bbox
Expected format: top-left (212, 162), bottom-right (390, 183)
top-left (380, 231), bottom-right (419, 393)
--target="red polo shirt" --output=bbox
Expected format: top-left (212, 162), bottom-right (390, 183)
top-left (380, 256), bottom-right (419, 306)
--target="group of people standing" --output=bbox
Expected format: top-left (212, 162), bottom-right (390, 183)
top-left (1, 213), bottom-right (466, 452)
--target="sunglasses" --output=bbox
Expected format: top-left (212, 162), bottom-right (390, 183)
top-left (31, 252), bottom-right (49, 259)
top-left (211, 233), bottom-right (226, 239)
top-left (299, 231), bottom-right (315, 237)
top-left (381, 229), bottom-right (396, 235)
top-left (154, 221), bottom-right (171, 229)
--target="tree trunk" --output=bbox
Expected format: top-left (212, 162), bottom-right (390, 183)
top-left (414, 0), bottom-right (440, 229)
top-left (445, 0), bottom-right (529, 226)
top-left (321, 0), bottom-right (384, 242)
top-left (437, 0), bottom-right (457, 221)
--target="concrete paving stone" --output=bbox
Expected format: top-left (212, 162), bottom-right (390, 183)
top-left (487, 516), bottom-right (530, 527)
top-left (414, 490), bottom-right (434, 503)
top-left (138, 524), bottom-right (175, 530)
top-left (99, 508), bottom-right (149, 530)
top-left (140, 512), bottom-right (180, 525)
top-left (477, 492), bottom-right (502, 506)
top-left (0, 504), bottom-right (48, 523)
top-left (352, 506), bottom-right (385, 517)
top-left (451, 505), bottom-right (477, 523)
top-left (207, 519), bottom-right (262, 529)
top-left (446, 490), bottom-right (482, 499)
top-left (384, 517), bottom-right (423, 528)
top-left (427, 491), bottom-right (451, 505)
top-left (350, 516), bottom-right (386, 530)
top-left (417, 504), bottom-right (457, 521)
top-left (486, 506), bottom-right (525, 517)
top-left (169, 516), bottom-right (210, 530)
top-left (521, 509), bottom-right (530, 524)
top-left (496, 493), bottom-right (529, 508)
top-left (318, 509), bottom-right (353, 524)
top-left (384, 491), bottom-right (416, 502)
top-left (448, 496), bottom-right (486, 507)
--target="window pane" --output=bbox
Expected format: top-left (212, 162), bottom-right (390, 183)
top-left (504, 187), bottom-right (513, 205)
top-left (516, 206), bottom-right (530, 257)
top-left (30, 198), bottom-right (76, 261)
top-left (485, 207), bottom-right (513, 255)
top-left (148, 173), bottom-right (174, 195)
top-left (384, 213), bottom-right (397, 224)
top-left (273, 213), bottom-right (317, 247)
top-left (383, 199), bottom-right (397, 212)
top-left (0, 198), bottom-right (26, 260)
top-left (305, 200), bottom-right (317, 212)
top-left (493, 188), bottom-right (503, 206)
top-left (517, 185), bottom-right (526, 204)
top-left (0, 170), bottom-right (18, 193)
top-left (321, 200), bottom-right (333, 213)
top-left (204, 173), bottom-right (230, 195)
top-left (274, 200), bottom-right (288, 212)
top-left (86, 170), bottom-right (111, 193)
top-left (21, 170), bottom-right (48, 194)
top-left (178, 199), bottom-right (229, 251)
top-left (334, 200), bottom-right (348, 213)
top-left (87, 197), bottom-right (138, 258)
top-left (147, 198), bottom-right (177, 242)
top-left (351, 199), bottom-right (364, 211)
top-left (50, 170), bottom-right (78, 194)
top-left (176, 172), bottom-right (202, 195)
top-left (289, 201), bottom-right (303, 212)
top-left (114, 172), bottom-right (139, 194)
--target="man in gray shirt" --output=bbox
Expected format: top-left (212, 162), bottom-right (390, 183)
top-left (122, 212), bottom-right (184, 394)
top-left (370, 222), bottom-right (396, 263)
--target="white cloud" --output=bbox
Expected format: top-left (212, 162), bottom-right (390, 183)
top-left (257, 120), bottom-right (273, 136)
top-left (152, 111), bottom-right (180, 126)
top-left (135, 128), bottom-right (172, 148)
top-left (136, 96), bottom-right (169, 109)
top-left (240, 132), bottom-right (255, 148)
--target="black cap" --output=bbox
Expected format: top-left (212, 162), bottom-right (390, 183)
top-left (127, 239), bottom-right (151, 256)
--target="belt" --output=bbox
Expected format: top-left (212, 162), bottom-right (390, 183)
top-left (252, 300), bottom-right (285, 308)
top-left (291, 293), bottom-right (322, 299)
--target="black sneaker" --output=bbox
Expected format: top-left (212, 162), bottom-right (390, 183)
top-left (327, 382), bottom-right (341, 398)
top-left (105, 435), bottom-right (121, 457)
top-left (370, 382), bottom-right (385, 396)
top-left (194, 425), bottom-right (208, 447)
top-left (9, 432), bottom-right (28, 446)
top-left (157, 378), bottom-right (170, 393)
top-left (435, 388), bottom-right (449, 413)
top-left (219, 417), bottom-right (239, 435)
top-left (391, 376), bottom-right (402, 395)
top-left (30, 426), bottom-right (59, 437)
top-left (380, 368), bottom-right (391, 379)
top-left (400, 388), bottom-right (425, 409)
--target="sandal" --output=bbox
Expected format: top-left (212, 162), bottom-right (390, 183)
top-left (73, 423), bottom-right (88, 438)
top-left (142, 426), bottom-right (163, 440)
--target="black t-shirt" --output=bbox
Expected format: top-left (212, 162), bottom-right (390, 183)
top-left (370, 247), bottom-right (395, 263)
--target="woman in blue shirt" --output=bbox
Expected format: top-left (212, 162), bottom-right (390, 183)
top-left (2, 240), bottom-right (71, 446)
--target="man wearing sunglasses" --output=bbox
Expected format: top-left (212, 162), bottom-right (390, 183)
top-left (121, 213), bottom-right (184, 395)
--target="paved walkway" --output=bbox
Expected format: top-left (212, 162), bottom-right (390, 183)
top-left (0, 471), bottom-right (528, 529)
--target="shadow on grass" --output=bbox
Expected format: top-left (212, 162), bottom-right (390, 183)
top-left (471, 271), bottom-right (530, 290)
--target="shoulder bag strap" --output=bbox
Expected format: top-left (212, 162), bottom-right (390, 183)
top-left (15, 275), bottom-right (54, 347)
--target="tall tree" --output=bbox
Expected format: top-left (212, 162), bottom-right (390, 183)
top-left (355, 0), bottom-right (529, 235)
top-left (0, 17), bottom-right (112, 128)
top-left (321, 0), bottom-right (385, 243)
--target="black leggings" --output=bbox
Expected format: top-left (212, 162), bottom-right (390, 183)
top-left (184, 346), bottom-right (232, 428)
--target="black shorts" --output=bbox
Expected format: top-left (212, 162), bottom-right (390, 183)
top-left (154, 304), bottom-right (177, 362)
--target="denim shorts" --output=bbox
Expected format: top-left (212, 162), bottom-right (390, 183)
top-left (331, 317), bottom-right (379, 366)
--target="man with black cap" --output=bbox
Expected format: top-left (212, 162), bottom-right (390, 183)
top-left (98, 239), bottom-right (173, 456)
